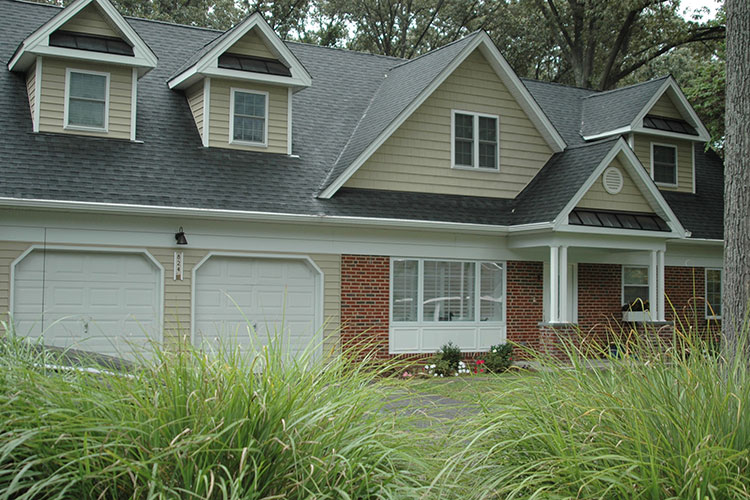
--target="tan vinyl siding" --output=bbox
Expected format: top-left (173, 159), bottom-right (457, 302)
top-left (577, 158), bottom-right (653, 213)
top-left (648, 93), bottom-right (683, 119)
top-left (344, 49), bottom-right (554, 198)
top-left (633, 134), bottom-right (694, 193)
top-left (208, 79), bottom-right (288, 153)
top-left (38, 58), bottom-right (132, 139)
top-left (227, 29), bottom-right (275, 59)
top-left (186, 81), bottom-right (205, 141)
top-left (1, 243), bottom-right (341, 352)
top-left (59, 4), bottom-right (120, 38)
top-left (25, 65), bottom-right (35, 123)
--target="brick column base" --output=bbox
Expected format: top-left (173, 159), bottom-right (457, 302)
top-left (538, 323), bottom-right (582, 360)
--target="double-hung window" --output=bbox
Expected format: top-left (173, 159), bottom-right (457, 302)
top-left (705, 268), bottom-right (722, 319)
top-left (230, 89), bottom-right (268, 146)
top-left (452, 111), bottom-right (499, 170)
top-left (392, 259), bottom-right (505, 323)
top-left (65, 69), bottom-right (109, 131)
top-left (651, 143), bottom-right (678, 186)
top-left (622, 266), bottom-right (649, 308)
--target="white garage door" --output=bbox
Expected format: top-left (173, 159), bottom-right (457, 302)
top-left (193, 256), bottom-right (320, 360)
top-left (12, 250), bottom-right (162, 360)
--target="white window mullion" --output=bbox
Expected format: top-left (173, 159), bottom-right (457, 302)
top-left (474, 262), bottom-right (481, 323)
top-left (417, 259), bottom-right (424, 323)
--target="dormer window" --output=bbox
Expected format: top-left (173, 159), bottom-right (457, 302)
top-left (651, 143), bottom-right (678, 187)
top-left (65, 68), bottom-right (109, 131)
top-left (451, 110), bottom-right (499, 170)
top-left (230, 89), bottom-right (267, 146)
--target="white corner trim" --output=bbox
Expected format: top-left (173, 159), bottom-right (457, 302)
top-left (33, 57), bottom-right (42, 133)
top-left (202, 77), bottom-right (210, 147)
top-left (691, 143), bottom-right (696, 194)
top-left (630, 77), bottom-right (710, 141)
top-left (8, 0), bottom-right (157, 72)
top-left (63, 67), bottom-right (110, 133)
top-left (9, 244), bottom-right (165, 343)
top-left (553, 138), bottom-right (688, 237)
top-left (650, 141), bottom-right (679, 188)
top-left (319, 32), bottom-right (566, 199)
top-left (287, 87), bottom-right (293, 155)
top-left (168, 12), bottom-right (311, 90)
top-left (228, 88), bottom-right (269, 147)
top-left (130, 67), bottom-right (137, 141)
top-left (189, 251), bottom-right (324, 352)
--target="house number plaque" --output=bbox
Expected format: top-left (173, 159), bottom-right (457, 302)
top-left (174, 251), bottom-right (184, 280)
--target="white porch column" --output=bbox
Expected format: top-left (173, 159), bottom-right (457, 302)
top-left (550, 246), bottom-right (559, 323)
top-left (658, 250), bottom-right (666, 321)
top-left (650, 250), bottom-right (658, 320)
top-left (559, 246), bottom-right (568, 322)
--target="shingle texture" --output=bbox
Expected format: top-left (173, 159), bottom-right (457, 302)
top-left (0, 0), bottom-right (723, 238)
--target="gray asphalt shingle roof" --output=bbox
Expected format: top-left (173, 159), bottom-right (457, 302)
top-left (0, 0), bottom-right (723, 237)
top-left (580, 76), bottom-right (669, 138)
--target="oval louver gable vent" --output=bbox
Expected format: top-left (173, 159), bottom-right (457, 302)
top-left (602, 166), bottom-right (624, 195)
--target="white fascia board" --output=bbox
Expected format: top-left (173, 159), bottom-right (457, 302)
top-left (555, 224), bottom-right (682, 240)
top-left (630, 77), bottom-right (711, 141)
top-left (476, 32), bottom-right (566, 153)
top-left (0, 197), bottom-right (512, 235)
top-left (167, 13), bottom-right (311, 90)
top-left (630, 125), bottom-right (708, 143)
top-left (668, 237), bottom-right (724, 246)
top-left (319, 33), bottom-right (566, 199)
top-left (8, 0), bottom-right (157, 73)
top-left (201, 67), bottom-right (308, 88)
top-left (552, 138), bottom-right (688, 237)
top-left (581, 126), bottom-right (632, 142)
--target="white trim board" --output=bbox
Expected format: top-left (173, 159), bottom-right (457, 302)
top-left (318, 31), bottom-right (566, 199)
top-left (7, 0), bottom-right (157, 75)
top-left (167, 12), bottom-right (311, 90)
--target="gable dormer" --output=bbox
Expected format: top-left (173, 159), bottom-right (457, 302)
top-left (8, 0), bottom-right (157, 141)
top-left (169, 13), bottom-right (310, 154)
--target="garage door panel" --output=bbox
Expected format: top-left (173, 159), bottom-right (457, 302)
top-left (13, 250), bottom-right (161, 360)
top-left (194, 256), bottom-right (319, 360)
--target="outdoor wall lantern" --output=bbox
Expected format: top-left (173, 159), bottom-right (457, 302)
top-left (175, 226), bottom-right (188, 245)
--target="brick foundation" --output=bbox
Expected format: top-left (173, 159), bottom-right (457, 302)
top-left (506, 260), bottom-right (544, 356)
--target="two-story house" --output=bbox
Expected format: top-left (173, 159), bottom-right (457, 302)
top-left (0, 0), bottom-right (724, 361)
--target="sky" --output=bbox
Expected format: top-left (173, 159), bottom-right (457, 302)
top-left (679, 0), bottom-right (723, 20)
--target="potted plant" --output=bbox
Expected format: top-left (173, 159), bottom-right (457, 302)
top-left (622, 299), bottom-right (651, 322)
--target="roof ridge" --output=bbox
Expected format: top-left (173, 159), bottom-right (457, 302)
top-left (520, 77), bottom-right (597, 93)
top-left (285, 40), bottom-right (406, 61)
top-left (583, 75), bottom-right (670, 100)
top-left (388, 31), bottom-right (480, 70)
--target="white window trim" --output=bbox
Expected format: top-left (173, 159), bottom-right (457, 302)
top-left (450, 109), bottom-right (500, 171)
top-left (390, 257), bottom-right (506, 325)
top-left (63, 67), bottom-right (110, 133)
top-left (229, 88), bottom-right (269, 147)
top-left (705, 267), bottom-right (723, 320)
top-left (650, 142), bottom-right (679, 188)
top-left (622, 265), bottom-right (650, 307)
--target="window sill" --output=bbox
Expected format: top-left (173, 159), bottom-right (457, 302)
top-left (654, 182), bottom-right (679, 189)
top-left (451, 165), bottom-right (500, 172)
top-left (229, 140), bottom-right (267, 148)
top-left (64, 125), bottom-right (108, 133)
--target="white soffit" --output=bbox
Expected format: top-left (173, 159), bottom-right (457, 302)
top-left (167, 12), bottom-right (312, 90)
top-left (7, 0), bottom-right (157, 75)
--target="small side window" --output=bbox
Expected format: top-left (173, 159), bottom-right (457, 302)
top-left (230, 89), bottom-right (267, 146)
top-left (705, 268), bottom-right (722, 319)
top-left (623, 266), bottom-right (649, 308)
top-left (65, 69), bottom-right (109, 131)
top-left (651, 143), bottom-right (678, 186)
top-left (452, 111), bottom-right (499, 170)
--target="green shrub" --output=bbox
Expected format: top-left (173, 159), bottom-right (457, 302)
top-left (0, 322), bottom-right (425, 499)
top-left (484, 344), bottom-right (512, 373)
top-left (437, 341), bottom-right (462, 372)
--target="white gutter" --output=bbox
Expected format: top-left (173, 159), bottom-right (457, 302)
top-left (0, 196), bottom-right (516, 234)
top-left (668, 238), bottom-right (724, 246)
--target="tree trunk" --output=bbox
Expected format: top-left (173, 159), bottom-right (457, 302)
top-left (722, 0), bottom-right (750, 364)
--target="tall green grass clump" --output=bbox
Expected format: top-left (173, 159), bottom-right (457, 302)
top-left (435, 323), bottom-right (750, 499)
top-left (0, 322), bottom-right (423, 499)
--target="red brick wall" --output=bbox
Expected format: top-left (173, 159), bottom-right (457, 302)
top-left (506, 260), bottom-right (544, 353)
top-left (577, 263), bottom-right (623, 347)
top-left (665, 266), bottom-right (720, 338)
top-left (340, 255), bottom-right (390, 360)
